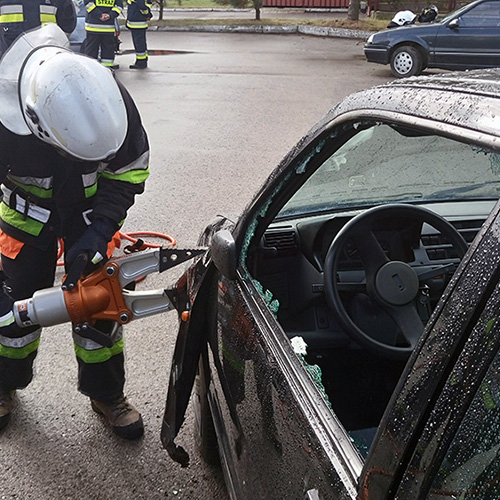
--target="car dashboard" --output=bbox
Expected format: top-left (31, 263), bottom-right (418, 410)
top-left (249, 200), bottom-right (496, 437)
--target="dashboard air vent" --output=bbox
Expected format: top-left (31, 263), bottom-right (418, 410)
top-left (421, 218), bottom-right (485, 261)
top-left (263, 229), bottom-right (298, 256)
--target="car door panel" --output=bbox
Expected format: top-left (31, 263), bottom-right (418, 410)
top-left (208, 270), bottom-right (360, 500)
top-left (432, 0), bottom-right (500, 68)
top-left (432, 25), bottom-right (500, 68)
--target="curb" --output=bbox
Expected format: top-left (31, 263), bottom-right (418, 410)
top-left (150, 24), bottom-right (371, 39)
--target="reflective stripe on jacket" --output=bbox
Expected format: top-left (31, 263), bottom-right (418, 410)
top-left (0, 0), bottom-right (76, 52)
top-left (126, 0), bottom-right (150, 29)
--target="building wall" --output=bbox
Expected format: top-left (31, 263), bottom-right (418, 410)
top-left (262, 0), bottom-right (350, 7)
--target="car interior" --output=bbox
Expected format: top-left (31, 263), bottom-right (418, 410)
top-left (246, 121), bottom-right (500, 456)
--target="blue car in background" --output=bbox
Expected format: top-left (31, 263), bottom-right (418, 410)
top-left (364, 0), bottom-right (500, 78)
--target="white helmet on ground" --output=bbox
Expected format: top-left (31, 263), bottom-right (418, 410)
top-left (0, 24), bottom-right (127, 162)
top-left (391, 10), bottom-right (417, 26)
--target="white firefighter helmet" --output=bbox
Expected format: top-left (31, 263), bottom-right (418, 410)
top-left (391, 10), bottom-right (417, 26)
top-left (0, 24), bottom-right (127, 161)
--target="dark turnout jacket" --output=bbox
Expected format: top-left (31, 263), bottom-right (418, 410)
top-left (0, 0), bottom-right (76, 53)
top-left (0, 82), bottom-right (150, 250)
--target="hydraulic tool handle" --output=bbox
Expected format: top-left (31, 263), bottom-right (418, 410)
top-left (62, 253), bottom-right (88, 291)
top-left (13, 286), bottom-right (70, 328)
top-left (13, 261), bottom-right (130, 328)
top-left (11, 247), bottom-right (207, 329)
top-left (12, 287), bottom-right (118, 348)
top-left (12, 285), bottom-right (178, 329)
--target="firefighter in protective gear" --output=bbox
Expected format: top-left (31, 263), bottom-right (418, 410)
top-left (126, 0), bottom-right (151, 69)
top-left (0, 24), bottom-right (150, 439)
top-left (84, 0), bottom-right (122, 68)
top-left (0, 0), bottom-right (76, 55)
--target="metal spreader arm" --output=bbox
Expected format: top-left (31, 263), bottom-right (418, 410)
top-left (11, 247), bottom-right (206, 336)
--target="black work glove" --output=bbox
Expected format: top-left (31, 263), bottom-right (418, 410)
top-left (65, 218), bottom-right (118, 281)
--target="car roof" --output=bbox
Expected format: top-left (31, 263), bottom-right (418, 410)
top-left (316, 69), bottom-right (500, 144)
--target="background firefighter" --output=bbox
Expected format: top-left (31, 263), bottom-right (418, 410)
top-left (0, 0), bottom-right (76, 56)
top-left (0, 25), bottom-right (150, 439)
top-left (126, 0), bottom-right (151, 70)
top-left (84, 0), bottom-right (122, 68)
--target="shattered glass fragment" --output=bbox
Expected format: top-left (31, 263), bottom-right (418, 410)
top-left (291, 336), bottom-right (332, 411)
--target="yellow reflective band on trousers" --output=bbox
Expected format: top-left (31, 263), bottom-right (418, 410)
top-left (101, 166), bottom-right (150, 184)
top-left (74, 337), bottom-right (124, 364)
top-left (85, 23), bottom-right (116, 33)
top-left (0, 338), bottom-right (40, 360)
top-left (0, 202), bottom-right (44, 236)
top-left (126, 20), bottom-right (147, 29)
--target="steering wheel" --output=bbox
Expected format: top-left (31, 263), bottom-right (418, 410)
top-left (323, 204), bottom-right (469, 359)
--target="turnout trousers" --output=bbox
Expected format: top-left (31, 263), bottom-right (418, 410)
top-left (130, 28), bottom-right (148, 67)
top-left (84, 32), bottom-right (116, 68)
top-left (0, 238), bottom-right (125, 401)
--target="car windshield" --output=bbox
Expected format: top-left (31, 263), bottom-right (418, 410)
top-left (277, 123), bottom-right (500, 219)
top-left (440, 1), bottom-right (476, 23)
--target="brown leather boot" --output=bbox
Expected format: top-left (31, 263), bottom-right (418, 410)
top-left (91, 394), bottom-right (144, 440)
top-left (0, 388), bottom-right (15, 431)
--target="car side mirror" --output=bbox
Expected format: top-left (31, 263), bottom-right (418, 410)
top-left (211, 229), bottom-right (238, 280)
top-left (447, 18), bottom-right (459, 29)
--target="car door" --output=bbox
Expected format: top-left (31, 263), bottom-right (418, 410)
top-left (162, 222), bottom-right (364, 499)
top-left (207, 263), bottom-right (363, 499)
top-left (360, 200), bottom-right (500, 499)
top-left (432, 0), bottom-right (500, 69)
top-left (160, 120), bottom-right (370, 498)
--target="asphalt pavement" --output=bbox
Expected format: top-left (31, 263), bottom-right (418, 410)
top-left (0, 27), bottom-right (391, 500)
